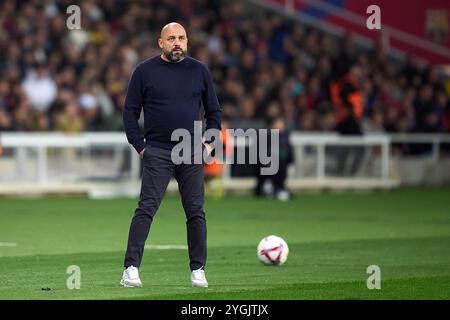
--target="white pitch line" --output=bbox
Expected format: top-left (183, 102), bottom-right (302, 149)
top-left (0, 242), bottom-right (17, 247)
top-left (145, 245), bottom-right (187, 250)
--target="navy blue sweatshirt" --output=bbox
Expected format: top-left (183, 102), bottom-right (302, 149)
top-left (123, 55), bottom-right (222, 153)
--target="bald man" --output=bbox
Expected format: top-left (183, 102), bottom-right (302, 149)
top-left (121, 23), bottom-right (222, 288)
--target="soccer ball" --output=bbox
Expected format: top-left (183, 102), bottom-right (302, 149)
top-left (257, 235), bottom-right (289, 266)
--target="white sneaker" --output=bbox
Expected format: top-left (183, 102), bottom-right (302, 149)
top-left (191, 268), bottom-right (208, 288)
top-left (120, 266), bottom-right (142, 287)
top-left (276, 190), bottom-right (290, 202)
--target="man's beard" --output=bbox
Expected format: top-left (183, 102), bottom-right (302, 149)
top-left (163, 48), bottom-right (186, 62)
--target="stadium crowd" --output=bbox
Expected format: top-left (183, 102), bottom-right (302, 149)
top-left (0, 0), bottom-right (449, 138)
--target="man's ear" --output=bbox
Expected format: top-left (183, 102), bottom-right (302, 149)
top-left (158, 38), bottom-right (163, 49)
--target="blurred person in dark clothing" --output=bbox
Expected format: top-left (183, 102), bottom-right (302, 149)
top-left (255, 117), bottom-right (293, 201)
top-left (329, 65), bottom-right (365, 176)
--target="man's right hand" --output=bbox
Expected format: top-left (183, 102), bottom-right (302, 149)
top-left (140, 148), bottom-right (145, 159)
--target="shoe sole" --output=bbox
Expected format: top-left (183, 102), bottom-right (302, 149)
top-left (192, 282), bottom-right (208, 288)
top-left (120, 279), bottom-right (142, 287)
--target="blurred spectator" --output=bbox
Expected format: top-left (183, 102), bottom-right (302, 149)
top-left (362, 107), bottom-right (385, 134)
top-left (0, 108), bottom-right (12, 131)
top-left (22, 63), bottom-right (57, 113)
top-left (79, 83), bottom-right (103, 131)
top-left (12, 101), bottom-right (34, 131)
top-left (54, 101), bottom-right (85, 133)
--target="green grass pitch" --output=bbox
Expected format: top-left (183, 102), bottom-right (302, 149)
top-left (0, 187), bottom-right (449, 300)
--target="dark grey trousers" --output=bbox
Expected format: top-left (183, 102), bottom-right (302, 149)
top-left (124, 145), bottom-right (206, 271)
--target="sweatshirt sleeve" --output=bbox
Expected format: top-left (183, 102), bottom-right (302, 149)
top-left (123, 65), bottom-right (146, 154)
top-left (202, 65), bottom-right (222, 132)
